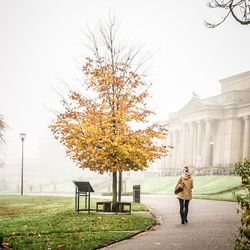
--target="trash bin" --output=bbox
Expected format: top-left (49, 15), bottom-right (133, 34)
top-left (133, 185), bottom-right (140, 203)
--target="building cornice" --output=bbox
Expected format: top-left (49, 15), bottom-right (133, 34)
top-left (219, 71), bottom-right (250, 83)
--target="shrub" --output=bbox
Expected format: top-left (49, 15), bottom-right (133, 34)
top-left (234, 159), bottom-right (250, 250)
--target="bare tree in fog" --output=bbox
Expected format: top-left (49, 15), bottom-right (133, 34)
top-left (205, 0), bottom-right (250, 28)
top-left (0, 115), bottom-right (6, 167)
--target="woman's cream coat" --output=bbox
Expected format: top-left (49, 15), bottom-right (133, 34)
top-left (175, 173), bottom-right (193, 200)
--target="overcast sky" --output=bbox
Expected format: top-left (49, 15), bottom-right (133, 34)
top-left (0, 0), bottom-right (250, 179)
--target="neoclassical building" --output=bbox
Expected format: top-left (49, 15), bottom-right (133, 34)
top-left (161, 71), bottom-right (250, 174)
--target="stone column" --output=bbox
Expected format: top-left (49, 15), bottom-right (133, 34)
top-left (204, 119), bottom-right (212, 167)
top-left (196, 120), bottom-right (202, 156)
top-left (194, 120), bottom-right (202, 167)
top-left (189, 122), bottom-right (195, 166)
top-left (173, 130), bottom-right (178, 169)
top-left (176, 129), bottom-right (181, 169)
top-left (227, 118), bottom-right (241, 165)
top-left (243, 116), bottom-right (250, 160)
top-left (193, 122), bottom-right (197, 166)
top-left (184, 126), bottom-right (189, 165)
top-left (172, 130), bottom-right (178, 169)
top-left (179, 125), bottom-right (185, 167)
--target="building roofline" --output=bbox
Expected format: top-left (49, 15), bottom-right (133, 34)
top-left (219, 70), bottom-right (250, 84)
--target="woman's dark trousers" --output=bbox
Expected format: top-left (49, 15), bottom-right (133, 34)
top-left (178, 199), bottom-right (190, 224)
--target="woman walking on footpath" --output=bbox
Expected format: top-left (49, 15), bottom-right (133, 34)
top-left (175, 166), bottom-right (193, 224)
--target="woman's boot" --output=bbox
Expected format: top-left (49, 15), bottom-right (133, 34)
top-left (184, 210), bottom-right (188, 223)
top-left (180, 211), bottom-right (185, 224)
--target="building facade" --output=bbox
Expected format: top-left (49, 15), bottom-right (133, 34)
top-left (161, 71), bottom-right (250, 174)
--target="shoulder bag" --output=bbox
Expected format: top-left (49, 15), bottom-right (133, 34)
top-left (174, 177), bottom-right (183, 194)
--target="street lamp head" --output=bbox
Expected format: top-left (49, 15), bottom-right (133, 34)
top-left (20, 133), bottom-right (26, 141)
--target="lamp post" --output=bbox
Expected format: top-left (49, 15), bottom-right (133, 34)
top-left (20, 133), bottom-right (26, 196)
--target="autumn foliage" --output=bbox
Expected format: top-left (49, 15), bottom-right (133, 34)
top-left (49, 18), bottom-right (167, 202)
top-left (50, 57), bottom-right (166, 171)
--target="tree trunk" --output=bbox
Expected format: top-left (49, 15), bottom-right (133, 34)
top-left (118, 171), bottom-right (122, 201)
top-left (112, 171), bottom-right (117, 211)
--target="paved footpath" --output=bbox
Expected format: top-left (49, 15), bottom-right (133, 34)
top-left (101, 195), bottom-right (240, 250)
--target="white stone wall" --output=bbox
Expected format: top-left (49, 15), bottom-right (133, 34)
top-left (155, 72), bottom-right (250, 174)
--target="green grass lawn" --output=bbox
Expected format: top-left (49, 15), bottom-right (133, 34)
top-left (0, 196), bottom-right (154, 250)
top-left (22, 175), bottom-right (242, 202)
top-left (108, 175), bottom-right (241, 201)
top-left (98, 175), bottom-right (242, 202)
top-left (93, 175), bottom-right (242, 201)
top-left (0, 176), bottom-right (243, 248)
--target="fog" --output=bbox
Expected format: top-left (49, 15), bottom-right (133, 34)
top-left (0, 0), bottom-right (250, 192)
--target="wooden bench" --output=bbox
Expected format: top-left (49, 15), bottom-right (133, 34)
top-left (96, 201), bottom-right (131, 214)
top-left (96, 201), bottom-right (112, 212)
top-left (117, 201), bottom-right (131, 214)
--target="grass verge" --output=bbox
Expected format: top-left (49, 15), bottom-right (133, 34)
top-left (0, 195), bottom-right (154, 250)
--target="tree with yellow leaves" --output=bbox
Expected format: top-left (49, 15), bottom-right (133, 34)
top-left (50, 16), bottom-right (167, 207)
